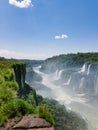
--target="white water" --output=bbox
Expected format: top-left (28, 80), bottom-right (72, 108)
top-left (33, 66), bottom-right (98, 130)
top-left (87, 64), bottom-right (91, 75)
top-left (95, 77), bottom-right (98, 94)
top-left (78, 63), bottom-right (86, 73)
top-left (78, 64), bottom-right (91, 75)
top-left (21, 75), bottom-right (24, 88)
top-left (64, 76), bottom-right (71, 86)
top-left (33, 66), bottom-right (60, 90)
top-left (79, 77), bottom-right (85, 88)
top-left (55, 69), bottom-right (64, 80)
top-left (33, 66), bottom-right (86, 104)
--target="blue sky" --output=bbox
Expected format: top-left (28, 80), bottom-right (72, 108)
top-left (0, 0), bottom-right (98, 59)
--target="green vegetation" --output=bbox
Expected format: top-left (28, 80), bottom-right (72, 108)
top-left (41, 52), bottom-right (98, 72)
top-left (35, 105), bottom-right (55, 125)
top-left (0, 58), bottom-right (54, 126)
top-left (1, 81), bottom-right (19, 91)
top-left (1, 99), bottom-right (34, 117)
top-left (0, 85), bottom-right (15, 106)
top-left (0, 75), bottom-right (5, 84)
top-left (26, 89), bottom-right (38, 106)
top-left (0, 99), bottom-right (34, 126)
top-left (0, 63), bottom-right (14, 81)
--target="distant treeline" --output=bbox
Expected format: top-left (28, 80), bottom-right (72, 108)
top-left (39, 52), bottom-right (98, 72)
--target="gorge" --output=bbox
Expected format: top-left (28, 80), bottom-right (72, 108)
top-left (26, 53), bottom-right (98, 130)
top-left (0, 53), bottom-right (98, 130)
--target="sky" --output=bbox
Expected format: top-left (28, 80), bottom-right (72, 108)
top-left (0, 0), bottom-right (98, 60)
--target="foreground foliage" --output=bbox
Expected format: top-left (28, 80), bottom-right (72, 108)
top-left (35, 105), bottom-right (55, 125)
top-left (0, 58), bottom-right (54, 126)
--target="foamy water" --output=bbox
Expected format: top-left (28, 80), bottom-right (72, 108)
top-left (33, 66), bottom-right (98, 130)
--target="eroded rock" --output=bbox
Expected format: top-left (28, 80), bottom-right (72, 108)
top-left (13, 115), bottom-right (51, 129)
top-left (0, 115), bottom-right (54, 130)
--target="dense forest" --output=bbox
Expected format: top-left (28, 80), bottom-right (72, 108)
top-left (39, 52), bottom-right (98, 73)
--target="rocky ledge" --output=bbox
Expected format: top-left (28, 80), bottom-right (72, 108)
top-left (0, 115), bottom-right (54, 130)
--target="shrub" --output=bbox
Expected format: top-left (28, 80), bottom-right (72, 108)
top-left (2, 99), bottom-right (34, 118)
top-left (26, 89), bottom-right (38, 106)
top-left (35, 105), bottom-right (55, 125)
top-left (0, 106), bottom-right (8, 126)
top-left (0, 75), bottom-right (5, 84)
top-left (0, 114), bottom-right (7, 126)
top-left (0, 81), bottom-right (19, 105)
top-left (4, 69), bottom-right (14, 81)
top-left (0, 86), bottom-right (15, 105)
top-left (1, 81), bottom-right (19, 91)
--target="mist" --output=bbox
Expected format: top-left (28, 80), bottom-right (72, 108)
top-left (26, 62), bottom-right (98, 130)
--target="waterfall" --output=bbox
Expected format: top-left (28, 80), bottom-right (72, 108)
top-left (95, 77), bottom-right (98, 94)
top-left (33, 66), bottom-right (60, 90)
top-left (55, 70), bottom-right (59, 76)
top-left (79, 77), bottom-right (85, 88)
top-left (33, 66), bottom-right (86, 104)
top-left (78, 63), bottom-right (86, 73)
top-left (13, 69), bottom-right (16, 82)
top-left (78, 64), bottom-right (91, 75)
top-left (55, 70), bottom-right (59, 80)
top-left (87, 64), bottom-right (91, 75)
top-left (55, 69), bottom-right (64, 80)
top-left (33, 65), bottom-right (42, 74)
top-left (32, 65), bottom-right (98, 130)
top-left (21, 74), bottom-right (24, 88)
top-left (64, 76), bottom-right (71, 86)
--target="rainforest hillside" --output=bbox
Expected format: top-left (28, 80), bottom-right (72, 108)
top-left (40, 52), bottom-right (98, 72)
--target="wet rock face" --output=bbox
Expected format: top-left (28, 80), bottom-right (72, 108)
top-left (13, 63), bottom-right (26, 90)
top-left (1, 115), bottom-right (54, 130)
top-left (13, 63), bottom-right (33, 96)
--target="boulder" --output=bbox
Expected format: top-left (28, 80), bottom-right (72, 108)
top-left (28, 127), bottom-right (54, 130)
top-left (0, 115), bottom-right (54, 130)
top-left (13, 115), bottom-right (52, 129)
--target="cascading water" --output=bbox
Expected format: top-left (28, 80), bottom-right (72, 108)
top-left (33, 66), bottom-right (86, 105)
top-left (21, 74), bottom-right (24, 88)
top-left (87, 64), bottom-right (91, 75)
top-left (79, 77), bottom-right (85, 89)
top-left (64, 76), bottom-right (71, 86)
top-left (33, 66), bottom-right (60, 90)
top-left (95, 77), bottom-right (98, 94)
top-left (32, 65), bottom-right (98, 130)
top-left (78, 64), bottom-right (91, 75)
top-left (78, 63), bottom-right (86, 73)
top-left (55, 69), bottom-right (64, 80)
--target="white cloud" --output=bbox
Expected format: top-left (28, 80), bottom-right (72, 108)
top-left (55, 34), bottom-right (68, 39)
top-left (9, 0), bottom-right (33, 8)
top-left (0, 49), bottom-right (47, 60)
